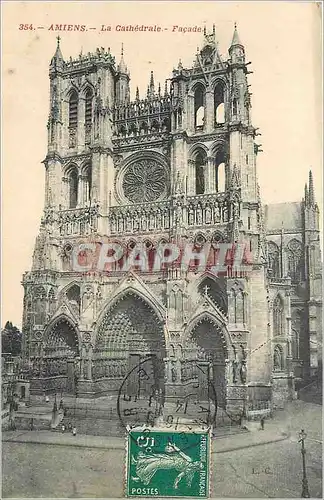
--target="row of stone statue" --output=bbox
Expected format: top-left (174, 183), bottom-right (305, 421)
top-left (59, 219), bottom-right (97, 237)
top-left (31, 358), bottom-right (68, 377)
top-left (91, 359), bottom-right (128, 379)
top-left (177, 358), bottom-right (247, 385)
top-left (110, 209), bottom-right (171, 234)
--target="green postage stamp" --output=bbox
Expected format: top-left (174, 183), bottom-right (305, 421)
top-left (126, 429), bottom-right (210, 497)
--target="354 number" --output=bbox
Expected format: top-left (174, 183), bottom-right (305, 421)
top-left (18, 24), bottom-right (34, 30)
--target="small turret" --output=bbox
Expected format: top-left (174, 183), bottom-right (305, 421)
top-left (229, 23), bottom-right (245, 64)
top-left (50, 36), bottom-right (64, 71)
top-left (117, 43), bottom-right (127, 74)
top-left (115, 43), bottom-right (130, 104)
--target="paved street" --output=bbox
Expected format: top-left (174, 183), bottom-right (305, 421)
top-left (2, 401), bottom-right (322, 498)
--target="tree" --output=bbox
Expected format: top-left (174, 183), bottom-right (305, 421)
top-left (1, 321), bottom-right (22, 356)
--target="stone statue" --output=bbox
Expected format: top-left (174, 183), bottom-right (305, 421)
top-left (225, 358), bottom-right (232, 383)
top-left (232, 359), bottom-right (239, 383)
top-left (171, 361), bottom-right (177, 383)
top-left (273, 347), bottom-right (282, 371)
top-left (240, 360), bottom-right (247, 384)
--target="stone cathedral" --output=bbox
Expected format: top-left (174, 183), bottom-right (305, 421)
top-left (22, 26), bottom-right (322, 413)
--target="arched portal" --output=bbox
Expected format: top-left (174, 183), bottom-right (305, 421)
top-left (43, 317), bottom-right (79, 394)
top-left (95, 293), bottom-right (166, 398)
top-left (186, 318), bottom-right (227, 408)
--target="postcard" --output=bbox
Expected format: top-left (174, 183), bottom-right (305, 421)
top-left (2, 1), bottom-right (322, 498)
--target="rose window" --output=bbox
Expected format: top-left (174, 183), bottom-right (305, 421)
top-left (122, 160), bottom-right (167, 203)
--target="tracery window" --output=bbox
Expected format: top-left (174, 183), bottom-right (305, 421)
top-left (291, 309), bottom-right (302, 360)
top-left (69, 90), bottom-right (78, 148)
top-left (273, 295), bottom-right (284, 336)
top-left (286, 239), bottom-right (303, 282)
top-left (122, 159), bottom-right (167, 203)
top-left (268, 241), bottom-right (280, 278)
top-left (228, 286), bottom-right (245, 324)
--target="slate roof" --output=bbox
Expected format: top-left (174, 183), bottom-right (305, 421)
top-left (264, 202), bottom-right (303, 232)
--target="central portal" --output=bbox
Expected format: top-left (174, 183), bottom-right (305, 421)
top-left (94, 293), bottom-right (166, 398)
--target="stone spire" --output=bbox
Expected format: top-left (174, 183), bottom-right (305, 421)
top-left (308, 169), bottom-right (315, 206)
top-left (148, 71), bottom-right (155, 98)
top-left (230, 22), bottom-right (243, 48)
top-left (50, 36), bottom-right (64, 69)
top-left (136, 86), bottom-right (140, 100)
top-left (118, 43), bottom-right (127, 74)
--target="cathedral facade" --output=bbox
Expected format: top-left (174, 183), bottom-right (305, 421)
top-left (21, 26), bottom-right (322, 412)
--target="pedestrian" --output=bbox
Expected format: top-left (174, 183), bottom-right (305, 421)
top-left (45, 395), bottom-right (50, 403)
top-left (72, 426), bottom-right (77, 436)
top-left (68, 422), bottom-right (72, 431)
top-left (59, 399), bottom-right (64, 410)
top-left (260, 415), bottom-right (265, 430)
top-left (61, 424), bottom-right (65, 433)
top-left (29, 418), bottom-right (34, 431)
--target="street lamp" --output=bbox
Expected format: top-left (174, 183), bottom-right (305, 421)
top-left (298, 429), bottom-right (310, 498)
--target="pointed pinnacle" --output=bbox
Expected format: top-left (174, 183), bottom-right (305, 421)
top-left (308, 169), bottom-right (315, 206)
top-left (149, 70), bottom-right (155, 90)
top-left (304, 183), bottom-right (309, 205)
top-left (136, 86), bottom-right (139, 100)
top-left (164, 80), bottom-right (168, 97)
